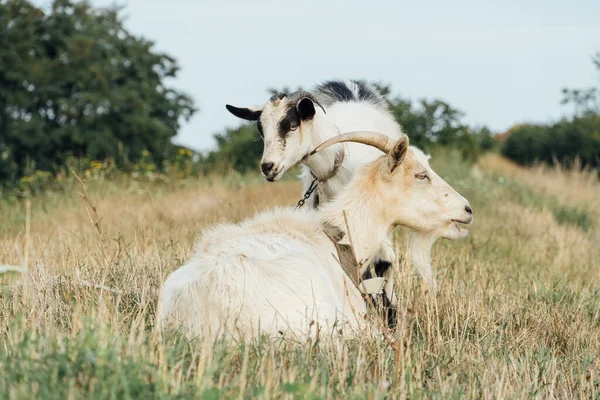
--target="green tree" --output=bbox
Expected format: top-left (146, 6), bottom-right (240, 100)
top-left (503, 52), bottom-right (600, 172)
top-left (502, 118), bottom-right (600, 170)
top-left (476, 126), bottom-right (498, 151)
top-left (204, 124), bottom-right (263, 173)
top-left (502, 124), bottom-right (553, 166)
top-left (387, 96), bottom-right (466, 150)
top-left (0, 0), bottom-right (197, 184)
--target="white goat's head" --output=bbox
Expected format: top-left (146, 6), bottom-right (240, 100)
top-left (226, 92), bottom-right (325, 181)
top-left (313, 132), bottom-right (473, 240)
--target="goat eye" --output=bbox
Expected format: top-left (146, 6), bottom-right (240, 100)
top-left (289, 123), bottom-right (299, 131)
top-left (416, 173), bottom-right (430, 181)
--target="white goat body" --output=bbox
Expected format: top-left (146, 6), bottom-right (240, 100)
top-left (161, 207), bottom-right (367, 339)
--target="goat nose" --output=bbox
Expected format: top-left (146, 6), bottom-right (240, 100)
top-left (465, 205), bottom-right (473, 214)
top-left (261, 162), bottom-right (274, 176)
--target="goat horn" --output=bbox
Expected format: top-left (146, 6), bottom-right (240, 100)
top-left (310, 131), bottom-right (396, 155)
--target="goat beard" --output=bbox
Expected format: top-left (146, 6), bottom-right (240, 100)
top-left (406, 230), bottom-right (438, 287)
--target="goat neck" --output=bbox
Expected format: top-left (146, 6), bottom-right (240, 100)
top-left (302, 116), bottom-right (346, 182)
top-left (320, 164), bottom-right (390, 269)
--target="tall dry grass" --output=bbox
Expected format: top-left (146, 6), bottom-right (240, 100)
top-left (1, 151), bottom-right (599, 399)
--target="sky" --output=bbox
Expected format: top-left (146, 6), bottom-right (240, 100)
top-left (36, 0), bottom-right (600, 152)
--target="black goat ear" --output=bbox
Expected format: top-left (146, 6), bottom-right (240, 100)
top-left (226, 104), bottom-right (262, 121)
top-left (297, 98), bottom-right (316, 121)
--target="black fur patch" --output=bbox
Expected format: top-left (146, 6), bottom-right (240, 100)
top-left (381, 288), bottom-right (397, 327)
top-left (361, 259), bottom-right (396, 328)
top-left (257, 120), bottom-right (264, 138)
top-left (311, 191), bottom-right (320, 209)
top-left (362, 288), bottom-right (397, 328)
top-left (277, 103), bottom-right (300, 138)
top-left (361, 260), bottom-right (392, 281)
top-left (319, 81), bottom-right (355, 102)
top-left (355, 80), bottom-right (382, 104)
top-left (314, 80), bottom-right (387, 108)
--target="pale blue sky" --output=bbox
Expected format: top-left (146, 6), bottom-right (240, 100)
top-left (36, 0), bottom-right (600, 151)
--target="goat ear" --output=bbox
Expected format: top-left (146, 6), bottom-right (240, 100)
top-left (387, 136), bottom-right (409, 173)
top-left (226, 104), bottom-right (262, 121)
top-left (297, 97), bottom-right (316, 121)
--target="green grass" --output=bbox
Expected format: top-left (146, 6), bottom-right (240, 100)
top-left (494, 174), bottom-right (592, 232)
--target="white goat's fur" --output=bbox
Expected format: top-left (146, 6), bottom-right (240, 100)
top-left (160, 207), bottom-right (366, 339)
top-left (160, 140), bottom-right (473, 340)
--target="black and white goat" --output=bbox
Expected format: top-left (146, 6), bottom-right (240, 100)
top-left (226, 80), bottom-right (403, 204)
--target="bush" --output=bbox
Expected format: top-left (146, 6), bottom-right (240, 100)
top-left (502, 116), bottom-right (600, 172)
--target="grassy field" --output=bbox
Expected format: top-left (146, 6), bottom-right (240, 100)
top-left (1, 151), bottom-right (599, 399)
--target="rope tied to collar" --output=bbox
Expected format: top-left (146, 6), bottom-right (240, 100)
top-left (296, 147), bottom-right (345, 209)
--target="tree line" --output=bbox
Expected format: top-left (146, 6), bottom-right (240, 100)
top-left (501, 54), bottom-right (600, 173)
top-left (1, 0), bottom-right (598, 191)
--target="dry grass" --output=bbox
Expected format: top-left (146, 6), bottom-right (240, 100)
top-left (1, 151), bottom-right (599, 399)
top-left (477, 153), bottom-right (600, 216)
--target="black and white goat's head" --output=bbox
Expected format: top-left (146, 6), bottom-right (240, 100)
top-left (226, 92), bottom-right (326, 181)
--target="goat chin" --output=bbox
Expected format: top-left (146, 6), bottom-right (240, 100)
top-left (407, 231), bottom-right (438, 288)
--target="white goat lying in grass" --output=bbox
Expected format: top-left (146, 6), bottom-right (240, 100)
top-left (160, 133), bottom-right (473, 339)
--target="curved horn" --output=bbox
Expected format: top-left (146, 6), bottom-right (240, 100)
top-left (310, 131), bottom-right (396, 155)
